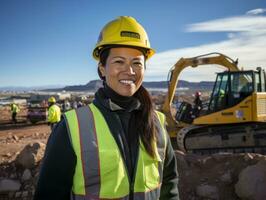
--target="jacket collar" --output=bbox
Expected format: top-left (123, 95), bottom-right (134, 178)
top-left (94, 86), bottom-right (141, 112)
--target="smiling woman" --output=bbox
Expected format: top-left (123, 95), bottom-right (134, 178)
top-left (98, 47), bottom-right (145, 97)
top-left (34, 16), bottom-right (179, 200)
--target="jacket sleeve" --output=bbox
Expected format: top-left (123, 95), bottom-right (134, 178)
top-left (33, 119), bottom-right (76, 200)
top-left (159, 135), bottom-right (180, 200)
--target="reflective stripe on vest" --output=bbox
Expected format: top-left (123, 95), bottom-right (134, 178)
top-left (64, 103), bottom-right (167, 200)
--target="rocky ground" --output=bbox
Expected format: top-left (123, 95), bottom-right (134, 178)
top-left (176, 151), bottom-right (266, 200)
top-left (0, 107), bottom-right (266, 200)
top-left (0, 122), bottom-right (49, 200)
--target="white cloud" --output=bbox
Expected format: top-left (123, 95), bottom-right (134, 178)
top-left (186, 16), bottom-right (266, 32)
top-left (246, 8), bottom-right (266, 15)
top-left (145, 12), bottom-right (266, 82)
top-left (227, 33), bottom-right (236, 38)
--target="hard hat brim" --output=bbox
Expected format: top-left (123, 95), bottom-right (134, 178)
top-left (93, 42), bottom-right (155, 61)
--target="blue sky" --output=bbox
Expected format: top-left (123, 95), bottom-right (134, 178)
top-left (1, 0), bottom-right (266, 87)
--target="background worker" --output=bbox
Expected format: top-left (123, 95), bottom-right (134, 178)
top-left (10, 103), bottom-right (20, 123)
top-left (47, 96), bottom-right (61, 130)
top-left (216, 89), bottom-right (226, 110)
top-left (192, 91), bottom-right (202, 118)
top-left (34, 16), bottom-right (179, 200)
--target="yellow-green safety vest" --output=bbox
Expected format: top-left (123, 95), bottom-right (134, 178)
top-left (64, 103), bottom-right (167, 200)
top-left (11, 104), bottom-right (20, 113)
top-left (48, 104), bottom-right (61, 123)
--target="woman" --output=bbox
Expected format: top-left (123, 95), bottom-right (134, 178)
top-left (34, 16), bottom-right (179, 200)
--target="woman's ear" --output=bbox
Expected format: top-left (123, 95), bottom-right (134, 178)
top-left (98, 63), bottom-right (106, 79)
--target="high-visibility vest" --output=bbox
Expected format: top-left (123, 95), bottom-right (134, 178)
top-left (64, 103), bottom-right (167, 200)
top-left (11, 104), bottom-right (20, 113)
top-left (48, 104), bottom-right (61, 123)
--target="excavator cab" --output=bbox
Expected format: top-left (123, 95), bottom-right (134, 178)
top-left (208, 68), bottom-right (266, 113)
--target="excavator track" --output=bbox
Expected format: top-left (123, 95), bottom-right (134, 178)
top-left (177, 123), bottom-right (266, 155)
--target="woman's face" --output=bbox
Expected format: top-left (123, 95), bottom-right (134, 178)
top-left (99, 47), bottom-right (145, 97)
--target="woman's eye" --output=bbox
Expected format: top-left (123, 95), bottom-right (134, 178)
top-left (114, 60), bottom-right (124, 64)
top-left (133, 62), bottom-right (143, 68)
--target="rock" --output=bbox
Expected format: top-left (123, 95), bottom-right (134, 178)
top-left (235, 160), bottom-right (266, 200)
top-left (12, 135), bottom-right (19, 141)
top-left (10, 173), bottom-right (17, 179)
top-left (220, 171), bottom-right (232, 184)
top-left (8, 191), bottom-right (15, 198)
top-left (21, 169), bottom-right (32, 182)
top-left (200, 156), bottom-right (212, 165)
top-left (22, 191), bottom-right (28, 198)
top-left (7, 133), bottom-right (13, 140)
top-left (175, 150), bottom-right (188, 168)
top-left (211, 152), bottom-right (232, 162)
top-left (15, 142), bottom-right (45, 169)
top-left (0, 179), bottom-right (21, 193)
top-left (15, 191), bottom-right (22, 198)
top-left (225, 161), bottom-right (230, 166)
top-left (200, 177), bottom-right (208, 183)
top-left (196, 184), bottom-right (219, 199)
top-left (243, 153), bottom-right (254, 162)
top-left (24, 184), bottom-right (31, 190)
top-left (34, 171), bottom-right (39, 178)
top-left (185, 154), bottom-right (202, 166)
top-left (4, 152), bottom-right (12, 157)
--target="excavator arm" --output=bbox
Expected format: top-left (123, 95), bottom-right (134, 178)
top-left (162, 53), bottom-right (240, 137)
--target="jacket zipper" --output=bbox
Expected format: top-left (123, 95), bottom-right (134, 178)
top-left (114, 114), bottom-right (136, 200)
top-left (129, 144), bottom-right (140, 200)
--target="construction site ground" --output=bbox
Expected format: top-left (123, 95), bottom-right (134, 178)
top-left (0, 107), bottom-right (49, 163)
top-left (0, 124), bottom-right (49, 164)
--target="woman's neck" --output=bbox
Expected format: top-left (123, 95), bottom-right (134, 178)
top-left (103, 84), bottom-right (140, 110)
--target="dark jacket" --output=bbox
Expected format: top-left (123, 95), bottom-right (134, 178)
top-left (34, 86), bottom-right (179, 200)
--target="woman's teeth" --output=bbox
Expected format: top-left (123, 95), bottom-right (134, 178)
top-left (119, 80), bottom-right (134, 84)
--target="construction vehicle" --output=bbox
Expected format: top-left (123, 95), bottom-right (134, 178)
top-left (27, 100), bottom-right (48, 124)
top-left (162, 53), bottom-right (266, 154)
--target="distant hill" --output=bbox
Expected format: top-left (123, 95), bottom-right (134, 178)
top-left (142, 80), bottom-right (214, 90)
top-left (62, 80), bottom-right (103, 91)
top-left (44, 79), bottom-right (214, 92)
top-left (0, 85), bottom-right (64, 92)
top-left (0, 80), bottom-right (214, 92)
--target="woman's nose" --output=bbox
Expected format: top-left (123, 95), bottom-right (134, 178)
top-left (124, 63), bottom-right (136, 74)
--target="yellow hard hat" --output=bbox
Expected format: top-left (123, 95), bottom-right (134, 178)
top-left (48, 96), bottom-right (56, 103)
top-left (93, 16), bottom-right (155, 60)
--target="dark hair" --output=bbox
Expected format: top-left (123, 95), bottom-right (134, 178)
top-left (99, 47), bottom-right (157, 158)
top-left (134, 86), bottom-right (157, 158)
top-left (98, 47), bottom-right (110, 81)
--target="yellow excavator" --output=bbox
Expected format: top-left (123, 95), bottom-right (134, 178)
top-left (162, 52), bottom-right (266, 154)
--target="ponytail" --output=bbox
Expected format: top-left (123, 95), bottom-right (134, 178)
top-left (134, 86), bottom-right (157, 158)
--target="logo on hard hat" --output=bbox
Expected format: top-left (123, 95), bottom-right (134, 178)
top-left (120, 31), bottom-right (140, 39)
